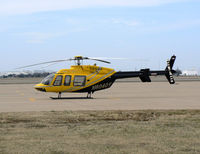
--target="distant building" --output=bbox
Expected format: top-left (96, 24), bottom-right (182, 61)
top-left (182, 70), bottom-right (198, 76)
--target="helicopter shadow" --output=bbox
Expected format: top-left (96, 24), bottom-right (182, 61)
top-left (50, 97), bottom-right (94, 100)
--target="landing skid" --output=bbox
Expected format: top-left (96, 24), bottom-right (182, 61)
top-left (50, 97), bottom-right (93, 100)
top-left (50, 92), bottom-right (93, 99)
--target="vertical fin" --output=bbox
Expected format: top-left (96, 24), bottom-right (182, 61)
top-left (166, 60), bottom-right (175, 84)
top-left (165, 55), bottom-right (176, 84)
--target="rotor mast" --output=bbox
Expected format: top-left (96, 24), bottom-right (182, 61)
top-left (74, 56), bottom-right (83, 65)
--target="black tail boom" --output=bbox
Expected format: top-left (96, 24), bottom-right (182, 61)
top-left (113, 55), bottom-right (176, 84)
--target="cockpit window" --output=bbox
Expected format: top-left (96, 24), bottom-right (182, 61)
top-left (41, 74), bottom-right (55, 85)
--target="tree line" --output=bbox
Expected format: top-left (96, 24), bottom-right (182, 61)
top-left (0, 72), bottom-right (53, 78)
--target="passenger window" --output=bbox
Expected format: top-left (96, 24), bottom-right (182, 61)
top-left (74, 76), bottom-right (86, 86)
top-left (53, 75), bottom-right (63, 86)
top-left (64, 75), bottom-right (71, 86)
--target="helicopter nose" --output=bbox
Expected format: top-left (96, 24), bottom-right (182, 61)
top-left (34, 84), bottom-right (46, 92)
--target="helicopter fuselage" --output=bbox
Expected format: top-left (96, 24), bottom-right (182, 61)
top-left (34, 65), bottom-right (116, 93)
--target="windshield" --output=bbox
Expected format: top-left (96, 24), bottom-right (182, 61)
top-left (41, 74), bottom-right (55, 85)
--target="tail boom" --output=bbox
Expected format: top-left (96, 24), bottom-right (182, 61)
top-left (112, 55), bottom-right (176, 84)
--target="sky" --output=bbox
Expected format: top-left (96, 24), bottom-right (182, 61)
top-left (0, 0), bottom-right (200, 72)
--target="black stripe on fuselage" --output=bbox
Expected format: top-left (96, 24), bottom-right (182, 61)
top-left (74, 76), bottom-right (116, 93)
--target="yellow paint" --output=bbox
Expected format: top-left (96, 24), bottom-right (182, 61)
top-left (34, 64), bottom-right (116, 93)
top-left (29, 98), bottom-right (36, 102)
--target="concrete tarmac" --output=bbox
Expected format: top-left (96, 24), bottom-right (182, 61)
top-left (0, 82), bottom-right (200, 112)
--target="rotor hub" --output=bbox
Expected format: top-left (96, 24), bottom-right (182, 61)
top-left (74, 56), bottom-right (84, 65)
top-left (74, 56), bottom-right (84, 60)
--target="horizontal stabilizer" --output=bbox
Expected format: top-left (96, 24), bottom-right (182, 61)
top-left (139, 69), bottom-right (151, 82)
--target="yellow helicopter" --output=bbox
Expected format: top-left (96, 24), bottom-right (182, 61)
top-left (17, 55), bottom-right (176, 99)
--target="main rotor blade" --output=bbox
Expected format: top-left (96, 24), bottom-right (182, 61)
top-left (91, 57), bottom-right (128, 60)
top-left (15, 59), bottom-right (71, 69)
top-left (40, 62), bottom-right (62, 69)
top-left (91, 57), bottom-right (149, 61)
top-left (87, 58), bottom-right (111, 64)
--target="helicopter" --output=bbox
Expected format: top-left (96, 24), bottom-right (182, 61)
top-left (17, 55), bottom-right (176, 99)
